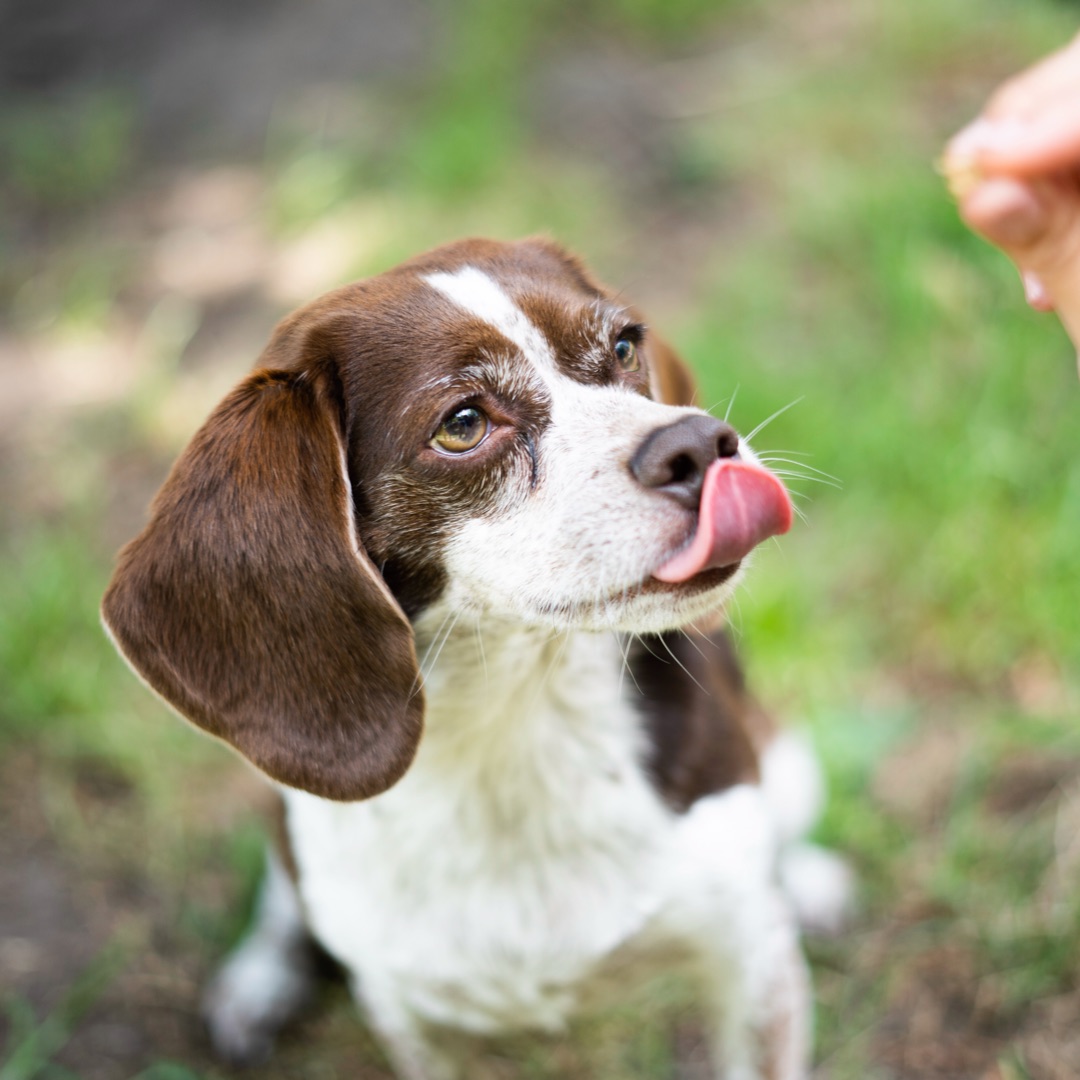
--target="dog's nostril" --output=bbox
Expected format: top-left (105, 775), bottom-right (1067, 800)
top-left (717, 430), bottom-right (740, 459)
top-left (667, 453), bottom-right (696, 485)
top-left (630, 414), bottom-right (741, 511)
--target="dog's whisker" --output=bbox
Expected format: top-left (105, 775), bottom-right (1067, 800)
top-left (615, 623), bottom-right (635, 700)
top-left (657, 632), bottom-right (709, 696)
top-left (771, 475), bottom-right (840, 494)
top-left (636, 634), bottom-right (665, 663)
top-left (741, 397), bottom-right (804, 444)
top-left (528, 629), bottom-right (575, 720)
top-left (617, 635), bottom-right (629, 699)
top-left (419, 610), bottom-right (462, 688)
top-left (755, 446), bottom-right (812, 458)
top-left (756, 456), bottom-right (841, 485)
top-left (474, 618), bottom-right (489, 685)
top-left (723, 385), bottom-right (739, 423)
top-left (724, 589), bottom-right (746, 643)
top-left (685, 618), bottom-right (721, 646)
top-left (760, 464), bottom-right (839, 489)
top-left (618, 633), bottom-right (644, 698)
top-left (676, 627), bottom-right (710, 663)
top-left (411, 609), bottom-right (457, 696)
top-left (418, 608), bottom-right (455, 670)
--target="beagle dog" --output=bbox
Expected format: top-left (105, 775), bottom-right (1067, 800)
top-left (102, 237), bottom-right (851, 1079)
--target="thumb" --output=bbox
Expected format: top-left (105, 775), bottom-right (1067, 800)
top-left (959, 176), bottom-right (1051, 260)
top-left (959, 173), bottom-right (1080, 277)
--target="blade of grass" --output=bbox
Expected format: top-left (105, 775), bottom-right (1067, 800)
top-left (0, 943), bottom-right (126, 1080)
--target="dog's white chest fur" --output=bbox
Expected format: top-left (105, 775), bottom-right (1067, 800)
top-left (285, 618), bottom-right (788, 1047)
top-left (286, 625), bottom-right (678, 1032)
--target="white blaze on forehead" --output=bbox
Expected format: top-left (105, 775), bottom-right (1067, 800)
top-left (424, 266), bottom-right (556, 373)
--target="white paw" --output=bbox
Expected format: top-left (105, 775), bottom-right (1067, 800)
top-left (778, 842), bottom-right (856, 936)
top-left (202, 935), bottom-right (314, 1064)
top-left (759, 731), bottom-right (826, 846)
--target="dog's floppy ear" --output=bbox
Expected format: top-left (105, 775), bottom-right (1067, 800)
top-left (647, 335), bottom-right (699, 408)
top-left (102, 333), bottom-right (423, 802)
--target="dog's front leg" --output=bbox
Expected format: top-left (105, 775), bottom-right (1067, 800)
top-left (696, 901), bottom-right (810, 1080)
top-left (202, 851), bottom-right (318, 1064)
top-left (354, 976), bottom-right (461, 1080)
top-left (665, 785), bottom-right (811, 1080)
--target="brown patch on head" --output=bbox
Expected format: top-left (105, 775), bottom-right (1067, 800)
top-left (647, 335), bottom-right (699, 408)
top-left (411, 234), bottom-right (655, 394)
top-left (628, 629), bottom-right (761, 811)
top-left (507, 238), bottom-right (655, 394)
top-left (261, 244), bottom-right (567, 616)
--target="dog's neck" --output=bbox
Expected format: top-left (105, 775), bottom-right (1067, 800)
top-left (413, 608), bottom-right (632, 736)
top-left (407, 605), bottom-right (650, 827)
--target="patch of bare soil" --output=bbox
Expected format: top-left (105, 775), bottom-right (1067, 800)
top-left (0, 747), bottom-right (372, 1078)
top-left (873, 944), bottom-right (1010, 1080)
top-left (0, 752), bottom-right (199, 1076)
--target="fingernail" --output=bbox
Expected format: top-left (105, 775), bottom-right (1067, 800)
top-left (947, 118), bottom-right (1027, 161)
top-left (947, 119), bottom-right (997, 160)
top-left (1022, 270), bottom-right (1055, 311)
top-left (942, 120), bottom-right (1000, 197)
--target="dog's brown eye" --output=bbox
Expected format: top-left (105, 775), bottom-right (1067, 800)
top-left (433, 406), bottom-right (490, 454)
top-left (614, 339), bottom-right (639, 372)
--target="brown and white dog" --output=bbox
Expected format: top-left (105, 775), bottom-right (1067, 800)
top-left (102, 237), bottom-right (851, 1079)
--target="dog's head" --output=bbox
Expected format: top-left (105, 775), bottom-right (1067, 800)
top-left (102, 237), bottom-right (790, 801)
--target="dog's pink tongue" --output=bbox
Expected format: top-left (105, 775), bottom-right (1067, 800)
top-left (653, 460), bottom-right (793, 583)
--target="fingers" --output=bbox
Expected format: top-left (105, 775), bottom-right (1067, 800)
top-left (943, 32), bottom-right (1080, 344)
top-left (946, 33), bottom-right (1080, 178)
top-left (1022, 270), bottom-right (1055, 312)
top-left (984, 31), bottom-right (1080, 124)
top-left (957, 175), bottom-right (1049, 251)
top-left (969, 109), bottom-right (1080, 178)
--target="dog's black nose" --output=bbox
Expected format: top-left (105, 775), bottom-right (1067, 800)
top-left (630, 415), bottom-right (740, 509)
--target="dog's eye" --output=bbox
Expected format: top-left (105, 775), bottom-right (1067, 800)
top-left (432, 406), bottom-right (490, 454)
top-left (614, 338), bottom-right (639, 372)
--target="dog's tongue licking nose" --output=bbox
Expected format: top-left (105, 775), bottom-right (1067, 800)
top-left (653, 460), bottom-right (793, 583)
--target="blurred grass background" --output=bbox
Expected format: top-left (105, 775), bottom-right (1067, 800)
top-left (1, 0), bottom-right (1079, 1077)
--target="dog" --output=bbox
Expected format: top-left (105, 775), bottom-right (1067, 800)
top-left (102, 237), bottom-right (851, 1079)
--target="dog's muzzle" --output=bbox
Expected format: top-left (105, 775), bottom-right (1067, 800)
top-left (631, 415), bottom-right (793, 583)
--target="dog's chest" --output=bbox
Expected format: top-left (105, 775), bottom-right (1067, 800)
top-left (284, 628), bottom-right (676, 1033)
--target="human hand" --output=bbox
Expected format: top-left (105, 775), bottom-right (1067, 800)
top-left (943, 32), bottom-right (1080, 364)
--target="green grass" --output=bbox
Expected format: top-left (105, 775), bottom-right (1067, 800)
top-left (1, 948), bottom-right (130, 1080)
top-left (0, 91), bottom-right (133, 214)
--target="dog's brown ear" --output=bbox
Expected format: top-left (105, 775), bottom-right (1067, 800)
top-left (102, 355), bottom-right (422, 802)
top-left (647, 335), bottom-right (699, 408)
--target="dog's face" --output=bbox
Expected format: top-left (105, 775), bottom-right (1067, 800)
top-left (333, 240), bottom-right (754, 633)
top-left (102, 238), bottom-right (790, 801)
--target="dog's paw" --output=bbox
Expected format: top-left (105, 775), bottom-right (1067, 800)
top-left (202, 936), bottom-right (315, 1065)
top-left (778, 842), bottom-right (856, 936)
